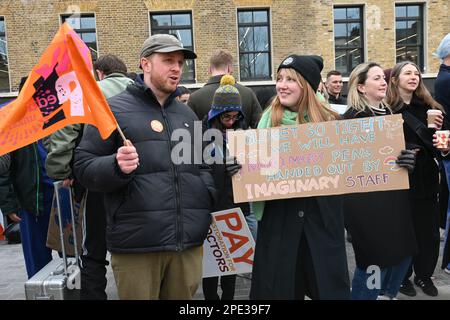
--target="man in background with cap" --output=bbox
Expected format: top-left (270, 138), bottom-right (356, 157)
top-left (74, 34), bottom-right (217, 299)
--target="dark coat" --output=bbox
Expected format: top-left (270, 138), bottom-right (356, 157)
top-left (0, 143), bottom-right (46, 217)
top-left (328, 94), bottom-right (347, 105)
top-left (0, 153), bottom-right (10, 175)
top-left (250, 196), bottom-right (350, 300)
top-left (188, 75), bottom-right (262, 129)
top-left (74, 80), bottom-right (217, 254)
top-left (202, 117), bottom-right (250, 215)
top-left (396, 94), bottom-right (440, 199)
top-left (435, 64), bottom-right (450, 270)
top-left (341, 108), bottom-right (417, 269)
top-left (435, 64), bottom-right (450, 114)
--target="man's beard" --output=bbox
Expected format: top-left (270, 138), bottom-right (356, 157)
top-left (153, 74), bottom-right (177, 95)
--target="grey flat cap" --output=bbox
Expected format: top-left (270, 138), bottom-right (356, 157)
top-left (140, 34), bottom-right (197, 59)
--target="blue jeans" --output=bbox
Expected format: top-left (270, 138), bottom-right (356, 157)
top-left (351, 257), bottom-right (412, 300)
top-left (380, 257), bottom-right (413, 298)
top-left (20, 185), bottom-right (53, 278)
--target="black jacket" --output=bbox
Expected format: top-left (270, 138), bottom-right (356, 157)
top-left (0, 143), bottom-right (45, 217)
top-left (202, 117), bottom-right (250, 215)
top-left (250, 196), bottom-right (350, 299)
top-left (342, 108), bottom-right (417, 268)
top-left (328, 94), bottom-right (347, 105)
top-left (0, 154), bottom-right (10, 175)
top-left (396, 94), bottom-right (440, 199)
top-left (74, 79), bottom-right (217, 254)
top-left (188, 75), bottom-right (262, 128)
top-left (435, 64), bottom-right (450, 113)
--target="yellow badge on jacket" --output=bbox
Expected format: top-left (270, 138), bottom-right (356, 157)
top-left (150, 120), bottom-right (164, 132)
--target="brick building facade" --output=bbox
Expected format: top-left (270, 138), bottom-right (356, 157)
top-left (0, 0), bottom-right (448, 93)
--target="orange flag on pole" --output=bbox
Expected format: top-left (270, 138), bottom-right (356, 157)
top-left (0, 22), bottom-right (117, 156)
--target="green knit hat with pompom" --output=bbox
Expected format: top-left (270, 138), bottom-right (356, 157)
top-left (208, 75), bottom-right (244, 122)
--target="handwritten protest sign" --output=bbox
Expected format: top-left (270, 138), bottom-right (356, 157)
top-left (227, 114), bottom-right (409, 203)
top-left (202, 208), bottom-right (255, 278)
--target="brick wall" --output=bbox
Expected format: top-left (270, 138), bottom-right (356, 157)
top-left (0, 0), bottom-right (447, 92)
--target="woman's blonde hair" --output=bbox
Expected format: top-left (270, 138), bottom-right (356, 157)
top-left (386, 61), bottom-right (443, 113)
top-left (347, 62), bottom-right (390, 115)
top-left (270, 68), bottom-right (338, 127)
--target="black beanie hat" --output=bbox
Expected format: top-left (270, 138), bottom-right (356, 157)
top-left (277, 55), bottom-right (324, 92)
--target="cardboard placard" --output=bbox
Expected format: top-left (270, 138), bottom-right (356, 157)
top-left (202, 208), bottom-right (255, 278)
top-left (227, 114), bottom-right (409, 203)
top-left (46, 185), bottom-right (84, 256)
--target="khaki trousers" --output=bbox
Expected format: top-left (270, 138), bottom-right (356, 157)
top-left (111, 246), bottom-right (203, 300)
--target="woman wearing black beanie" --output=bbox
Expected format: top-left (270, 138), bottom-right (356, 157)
top-left (250, 55), bottom-right (350, 300)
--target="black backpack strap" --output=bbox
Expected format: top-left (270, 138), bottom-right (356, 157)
top-left (402, 110), bottom-right (435, 156)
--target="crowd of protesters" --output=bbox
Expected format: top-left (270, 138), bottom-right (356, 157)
top-left (1, 32), bottom-right (450, 301)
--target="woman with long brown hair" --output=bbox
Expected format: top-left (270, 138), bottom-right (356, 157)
top-left (250, 55), bottom-right (350, 300)
top-left (387, 61), bottom-right (444, 297)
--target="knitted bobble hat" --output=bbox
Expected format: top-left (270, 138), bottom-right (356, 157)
top-left (207, 75), bottom-right (244, 123)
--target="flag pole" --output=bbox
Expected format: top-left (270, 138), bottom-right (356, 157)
top-left (116, 123), bottom-right (131, 146)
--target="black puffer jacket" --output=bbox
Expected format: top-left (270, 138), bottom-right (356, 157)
top-left (74, 79), bottom-right (216, 253)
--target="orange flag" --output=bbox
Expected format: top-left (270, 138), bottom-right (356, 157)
top-left (0, 22), bottom-right (117, 156)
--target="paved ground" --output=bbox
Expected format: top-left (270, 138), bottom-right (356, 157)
top-left (1, 235), bottom-right (449, 300)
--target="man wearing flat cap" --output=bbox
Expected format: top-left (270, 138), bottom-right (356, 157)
top-left (74, 34), bottom-right (216, 300)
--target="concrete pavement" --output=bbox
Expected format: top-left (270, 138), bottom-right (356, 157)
top-left (1, 238), bottom-right (449, 300)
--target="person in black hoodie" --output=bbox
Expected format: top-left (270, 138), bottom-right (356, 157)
top-left (342, 62), bottom-right (417, 300)
top-left (387, 61), bottom-right (445, 297)
top-left (201, 74), bottom-right (248, 300)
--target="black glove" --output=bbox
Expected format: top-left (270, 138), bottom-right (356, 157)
top-left (396, 149), bottom-right (416, 173)
top-left (225, 156), bottom-right (242, 177)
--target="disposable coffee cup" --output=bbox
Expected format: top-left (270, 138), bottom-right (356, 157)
top-left (435, 130), bottom-right (450, 149)
top-left (427, 109), bottom-right (442, 128)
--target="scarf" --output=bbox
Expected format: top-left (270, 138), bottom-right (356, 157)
top-left (252, 107), bottom-right (300, 220)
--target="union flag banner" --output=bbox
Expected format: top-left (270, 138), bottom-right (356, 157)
top-left (0, 22), bottom-right (117, 156)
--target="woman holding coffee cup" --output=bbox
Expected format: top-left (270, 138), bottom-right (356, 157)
top-left (386, 61), bottom-right (445, 297)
